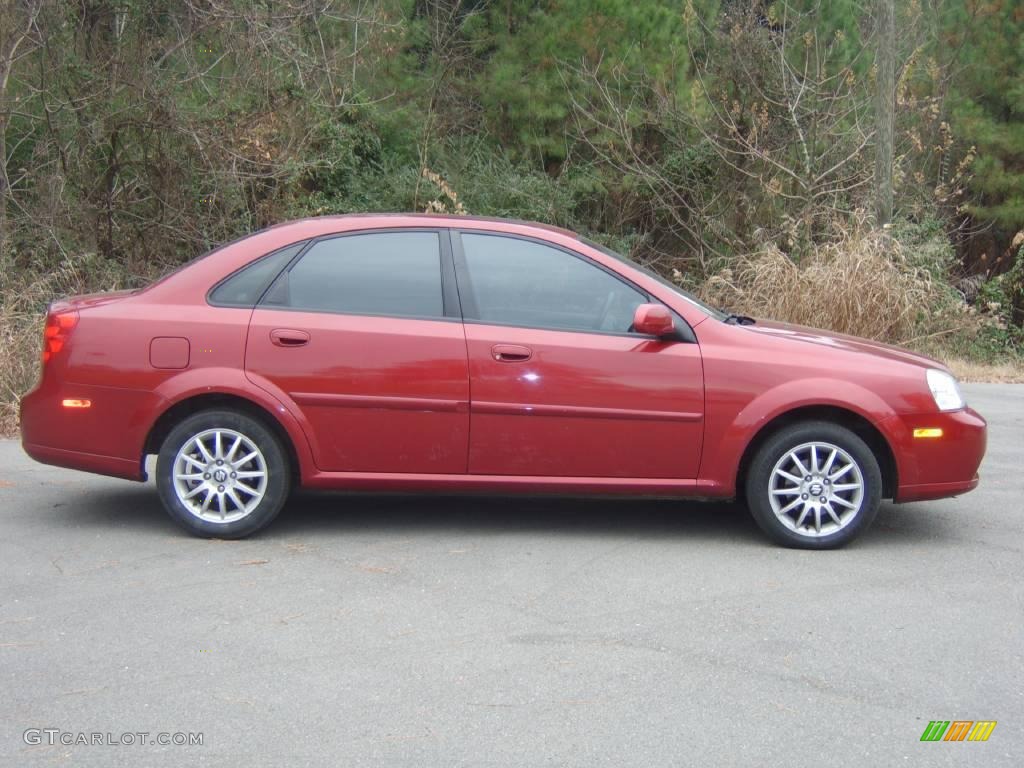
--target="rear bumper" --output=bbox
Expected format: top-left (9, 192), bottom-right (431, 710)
top-left (20, 380), bottom-right (151, 481)
top-left (892, 406), bottom-right (986, 502)
top-left (22, 441), bottom-right (144, 481)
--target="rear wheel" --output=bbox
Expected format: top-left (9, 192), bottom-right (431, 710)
top-left (156, 409), bottom-right (290, 538)
top-left (745, 421), bottom-right (881, 549)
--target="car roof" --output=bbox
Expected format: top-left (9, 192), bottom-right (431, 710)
top-left (273, 213), bottom-right (581, 240)
top-left (145, 212), bottom-right (715, 329)
top-left (143, 214), bottom-right (584, 296)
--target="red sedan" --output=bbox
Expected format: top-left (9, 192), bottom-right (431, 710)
top-left (20, 214), bottom-right (987, 548)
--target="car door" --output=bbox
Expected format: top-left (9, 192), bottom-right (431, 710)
top-left (245, 229), bottom-right (470, 473)
top-left (453, 231), bottom-right (704, 479)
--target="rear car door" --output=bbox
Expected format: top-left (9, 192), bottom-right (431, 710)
top-left (453, 231), bottom-right (704, 479)
top-left (244, 229), bottom-right (470, 473)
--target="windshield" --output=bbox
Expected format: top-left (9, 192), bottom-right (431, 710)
top-left (581, 238), bottom-right (728, 321)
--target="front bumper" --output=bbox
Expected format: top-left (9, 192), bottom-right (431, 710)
top-left (892, 406), bottom-right (987, 502)
top-left (896, 475), bottom-right (980, 503)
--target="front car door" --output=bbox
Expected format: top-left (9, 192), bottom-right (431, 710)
top-left (453, 231), bottom-right (704, 479)
top-left (245, 229), bottom-right (470, 473)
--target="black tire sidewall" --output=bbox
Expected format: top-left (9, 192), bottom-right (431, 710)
top-left (156, 409), bottom-right (290, 538)
top-left (745, 421), bottom-right (882, 549)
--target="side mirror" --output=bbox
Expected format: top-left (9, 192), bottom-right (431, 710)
top-left (633, 304), bottom-right (674, 337)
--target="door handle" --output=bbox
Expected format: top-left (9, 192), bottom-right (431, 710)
top-left (491, 344), bottom-right (532, 362)
top-left (270, 328), bottom-right (310, 347)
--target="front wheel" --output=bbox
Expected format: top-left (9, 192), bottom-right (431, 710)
top-left (156, 409), bottom-right (291, 538)
top-left (745, 421), bottom-right (882, 549)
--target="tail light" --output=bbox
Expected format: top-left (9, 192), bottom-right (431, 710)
top-left (42, 309), bottom-right (79, 364)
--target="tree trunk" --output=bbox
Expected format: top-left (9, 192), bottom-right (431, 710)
top-left (0, 0), bottom-right (42, 254)
top-left (0, 112), bottom-right (7, 253)
top-left (875, 0), bottom-right (895, 229)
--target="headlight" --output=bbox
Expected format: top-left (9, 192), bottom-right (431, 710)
top-left (926, 369), bottom-right (965, 411)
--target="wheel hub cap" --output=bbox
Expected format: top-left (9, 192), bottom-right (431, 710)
top-left (767, 441), bottom-right (865, 538)
top-left (172, 428), bottom-right (268, 524)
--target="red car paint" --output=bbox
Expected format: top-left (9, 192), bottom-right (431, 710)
top-left (20, 214), bottom-right (986, 503)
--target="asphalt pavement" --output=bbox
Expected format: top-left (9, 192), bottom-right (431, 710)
top-left (1, 383), bottom-right (1021, 766)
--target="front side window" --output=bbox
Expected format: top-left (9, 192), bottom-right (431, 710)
top-left (265, 232), bottom-right (444, 319)
top-left (459, 233), bottom-right (648, 333)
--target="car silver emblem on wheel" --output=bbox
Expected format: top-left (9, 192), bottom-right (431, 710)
top-left (768, 441), bottom-right (865, 537)
top-left (172, 428), bottom-right (268, 523)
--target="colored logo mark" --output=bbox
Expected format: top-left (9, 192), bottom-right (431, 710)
top-left (920, 720), bottom-right (997, 742)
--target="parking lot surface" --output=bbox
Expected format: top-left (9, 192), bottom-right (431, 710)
top-left (2, 383), bottom-right (1021, 766)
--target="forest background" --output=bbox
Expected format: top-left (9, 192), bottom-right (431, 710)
top-left (1, 0), bottom-right (1022, 431)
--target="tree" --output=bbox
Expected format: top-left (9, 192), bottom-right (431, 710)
top-left (874, 0), bottom-right (894, 228)
top-left (571, 2), bottom-right (876, 265)
top-left (0, 0), bottom-right (42, 252)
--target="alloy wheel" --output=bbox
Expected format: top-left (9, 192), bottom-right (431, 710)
top-left (172, 428), bottom-right (268, 523)
top-left (767, 441), bottom-right (865, 537)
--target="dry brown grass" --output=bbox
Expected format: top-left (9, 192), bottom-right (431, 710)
top-left (700, 218), bottom-right (949, 344)
top-left (944, 357), bottom-right (1024, 384)
top-left (1, 286), bottom-right (46, 436)
top-left (0, 253), bottom-right (136, 436)
top-left (0, 328), bottom-right (39, 436)
top-left (698, 219), bottom-right (1024, 383)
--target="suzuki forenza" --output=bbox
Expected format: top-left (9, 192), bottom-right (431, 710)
top-left (20, 214), bottom-right (987, 548)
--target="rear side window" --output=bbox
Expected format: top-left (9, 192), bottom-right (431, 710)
top-left (209, 242), bottom-right (306, 307)
top-left (266, 232), bottom-right (444, 319)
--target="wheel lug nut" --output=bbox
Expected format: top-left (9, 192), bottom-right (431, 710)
top-left (801, 493), bottom-right (808, 500)
top-left (217, 485), bottom-right (225, 492)
top-left (203, 473), bottom-right (210, 480)
top-left (824, 479), bottom-right (830, 485)
top-left (217, 459), bottom-right (223, 465)
top-left (230, 472), bottom-right (237, 478)
top-left (820, 496), bottom-right (827, 503)
top-left (805, 476), bottom-right (812, 482)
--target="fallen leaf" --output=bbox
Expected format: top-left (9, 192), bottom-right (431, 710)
top-left (358, 564), bottom-right (395, 574)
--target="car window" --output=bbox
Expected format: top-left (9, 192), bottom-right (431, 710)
top-left (459, 233), bottom-right (648, 333)
top-left (267, 232), bottom-right (444, 318)
top-left (208, 241), bottom-right (306, 306)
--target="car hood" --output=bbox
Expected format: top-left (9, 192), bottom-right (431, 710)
top-left (743, 319), bottom-right (945, 371)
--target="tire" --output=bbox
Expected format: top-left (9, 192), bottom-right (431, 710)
top-left (156, 409), bottom-right (291, 538)
top-left (745, 421), bottom-right (882, 549)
